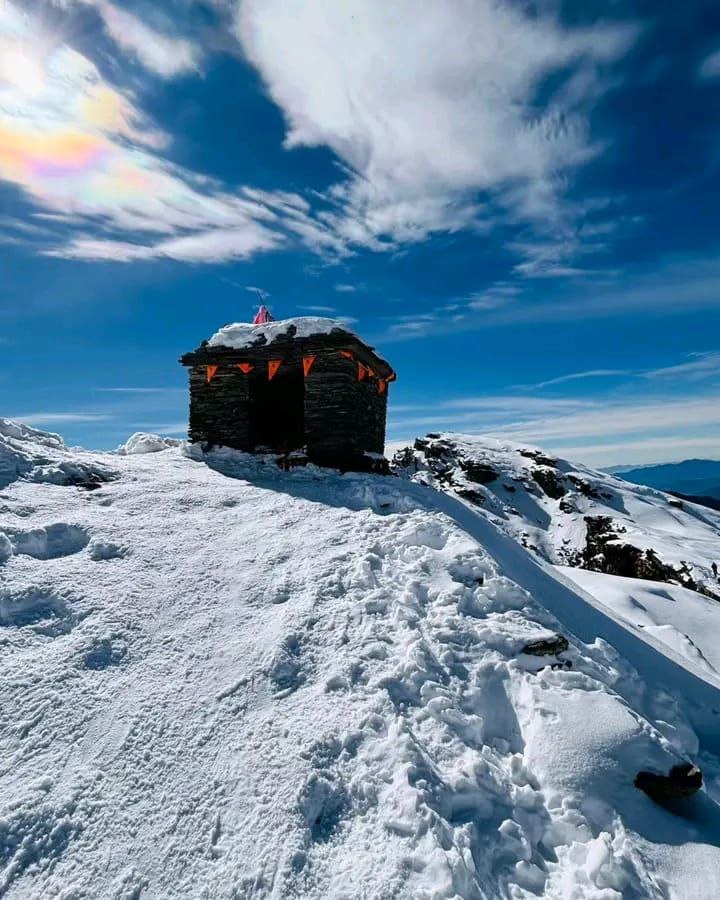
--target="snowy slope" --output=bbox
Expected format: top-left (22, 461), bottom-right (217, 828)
top-left (398, 433), bottom-right (720, 599)
top-left (2, 421), bottom-right (720, 898)
top-left (558, 567), bottom-right (720, 677)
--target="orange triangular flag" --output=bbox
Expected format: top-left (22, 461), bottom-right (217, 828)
top-left (378, 379), bottom-right (387, 395)
top-left (206, 365), bottom-right (218, 383)
top-left (302, 355), bottom-right (316, 377)
top-left (237, 362), bottom-right (254, 374)
top-left (357, 362), bottom-right (368, 381)
top-left (366, 365), bottom-right (375, 378)
top-left (340, 350), bottom-right (354, 359)
top-left (268, 359), bottom-right (282, 380)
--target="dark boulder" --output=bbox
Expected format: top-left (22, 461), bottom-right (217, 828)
top-left (635, 763), bottom-right (702, 805)
top-left (522, 633), bottom-right (570, 656)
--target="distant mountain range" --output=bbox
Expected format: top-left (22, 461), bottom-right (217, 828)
top-left (609, 458), bottom-right (720, 500)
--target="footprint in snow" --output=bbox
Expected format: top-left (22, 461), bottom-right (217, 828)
top-left (0, 587), bottom-right (74, 635)
top-left (82, 637), bottom-right (128, 670)
top-left (5, 523), bottom-right (90, 560)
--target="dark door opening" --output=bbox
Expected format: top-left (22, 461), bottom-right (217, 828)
top-left (248, 363), bottom-right (305, 452)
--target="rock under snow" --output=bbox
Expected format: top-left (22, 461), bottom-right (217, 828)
top-left (117, 432), bottom-right (181, 455)
top-left (207, 316), bottom-right (353, 349)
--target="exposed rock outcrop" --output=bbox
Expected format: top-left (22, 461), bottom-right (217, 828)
top-left (635, 763), bottom-right (703, 805)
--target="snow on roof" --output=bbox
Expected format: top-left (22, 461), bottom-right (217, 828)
top-left (207, 316), bottom-right (355, 350)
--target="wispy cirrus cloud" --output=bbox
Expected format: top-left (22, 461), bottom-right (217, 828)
top-left (388, 390), bottom-right (720, 466)
top-left (377, 252), bottom-right (720, 343)
top-left (0, 1), bottom-right (340, 263)
top-left (644, 351), bottom-right (720, 382)
top-left (67, 0), bottom-right (201, 77)
top-left (528, 369), bottom-right (635, 390)
top-left (1, 0), bottom-right (642, 270)
top-left (523, 351), bottom-right (720, 392)
top-left (236, 0), bottom-right (638, 268)
top-left (10, 412), bottom-right (113, 424)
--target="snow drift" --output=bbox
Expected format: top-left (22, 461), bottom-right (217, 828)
top-left (2, 420), bottom-right (720, 898)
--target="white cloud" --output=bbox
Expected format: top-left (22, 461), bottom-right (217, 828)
top-left (0, 1), bottom-right (346, 263)
top-left (334, 284), bottom-right (356, 293)
top-left (699, 48), bottom-right (720, 80)
top-left (387, 386), bottom-right (720, 467)
top-left (55, 224), bottom-right (283, 262)
top-left (299, 304), bottom-right (336, 313)
top-left (489, 397), bottom-right (720, 444)
top-left (12, 412), bottom-right (113, 424)
top-left (530, 369), bottom-right (635, 389)
top-left (80, 0), bottom-right (200, 77)
top-left (644, 352), bottom-right (720, 382)
top-left (236, 0), bottom-right (636, 262)
top-left (554, 435), bottom-right (720, 467)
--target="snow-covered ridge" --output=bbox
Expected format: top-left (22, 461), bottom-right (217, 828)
top-left (207, 316), bottom-right (353, 349)
top-left (2, 419), bottom-right (720, 898)
top-left (396, 433), bottom-right (720, 598)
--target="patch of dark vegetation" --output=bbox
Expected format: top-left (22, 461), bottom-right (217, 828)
top-left (391, 446), bottom-right (417, 470)
top-left (582, 516), bottom-right (719, 600)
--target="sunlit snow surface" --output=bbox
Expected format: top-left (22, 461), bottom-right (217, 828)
top-left (2, 420), bottom-right (720, 898)
top-left (207, 316), bottom-right (352, 349)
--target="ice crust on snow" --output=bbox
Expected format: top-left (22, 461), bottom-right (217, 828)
top-left (1, 422), bottom-right (720, 897)
top-left (207, 316), bottom-right (353, 349)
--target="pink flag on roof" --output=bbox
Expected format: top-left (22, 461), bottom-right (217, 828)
top-left (253, 305), bottom-right (274, 324)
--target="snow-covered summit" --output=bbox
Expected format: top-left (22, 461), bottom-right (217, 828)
top-left (207, 316), bottom-right (354, 349)
top-left (2, 420), bottom-right (720, 897)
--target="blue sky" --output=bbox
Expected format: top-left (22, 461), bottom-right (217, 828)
top-left (2, 0), bottom-right (720, 466)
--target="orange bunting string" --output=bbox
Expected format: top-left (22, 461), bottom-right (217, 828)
top-left (237, 362), bottom-right (254, 374)
top-left (357, 362), bottom-right (368, 381)
top-left (378, 379), bottom-right (387, 395)
top-left (302, 355), bottom-right (317, 377)
top-left (268, 359), bottom-right (282, 380)
top-left (206, 365), bottom-right (218, 383)
top-left (339, 350), bottom-right (354, 359)
top-left (366, 365), bottom-right (375, 377)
